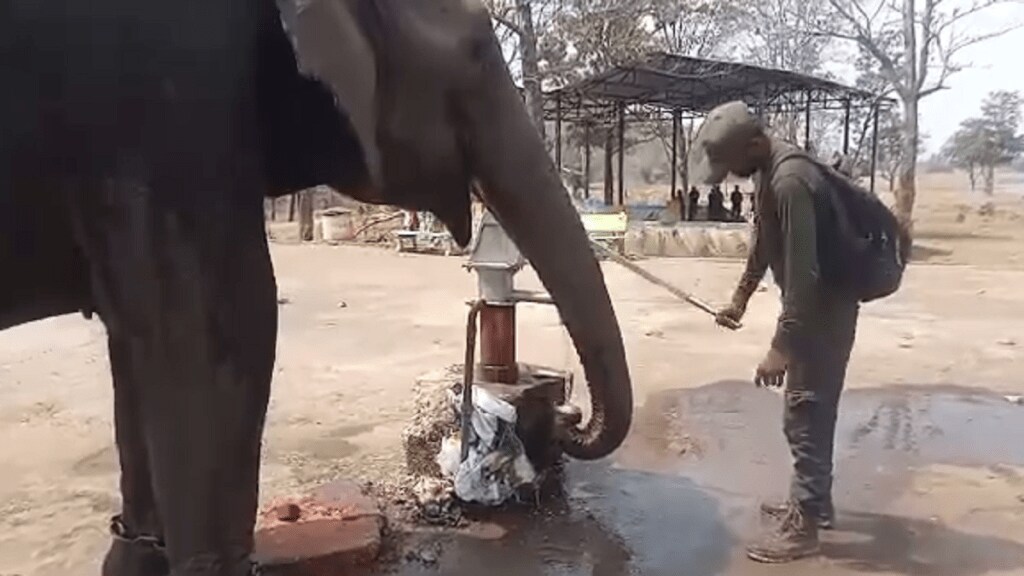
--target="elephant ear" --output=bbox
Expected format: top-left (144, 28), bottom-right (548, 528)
top-left (275, 0), bottom-right (382, 188)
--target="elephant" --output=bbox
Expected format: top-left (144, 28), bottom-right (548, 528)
top-left (0, 0), bottom-right (633, 574)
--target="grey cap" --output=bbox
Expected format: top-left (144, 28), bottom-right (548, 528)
top-left (687, 101), bottom-right (763, 185)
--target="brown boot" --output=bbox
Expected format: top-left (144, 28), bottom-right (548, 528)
top-left (760, 500), bottom-right (834, 529)
top-left (747, 501), bottom-right (819, 563)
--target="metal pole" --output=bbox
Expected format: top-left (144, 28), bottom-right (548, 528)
top-left (869, 104), bottom-right (880, 194)
top-left (617, 102), bottom-right (625, 206)
top-left (479, 303), bottom-right (517, 384)
top-left (683, 118), bottom-right (693, 194)
top-left (555, 93), bottom-right (562, 172)
top-left (591, 240), bottom-right (740, 330)
top-left (843, 99), bottom-right (852, 155)
top-left (804, 91), bottom-right (812, 152)
top-left (670, 109), bottom-right (680, 198)
top-left (583, 121), bottom-right (591, 199)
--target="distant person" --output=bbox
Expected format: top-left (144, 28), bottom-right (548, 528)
top-left (687, 186), bottom-right (700, 221)
top-left (827, 151), bottom-right (851, 176)
top-left (402, 210), bottom-right (420, 232)
top-left (662, 190), bottom-right (684, 224)
top-left (708, 185), bottom-right (725, 221)
top-left (730, 185), bottom-right (744, 221)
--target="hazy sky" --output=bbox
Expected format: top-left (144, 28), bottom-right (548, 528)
top-left (876, 3), bottom-right (1024, 154)
top-left (917, 2), bottom-right (1024, 152)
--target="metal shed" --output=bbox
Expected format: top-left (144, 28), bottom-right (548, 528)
top-left (543, 52), bottom-right (893, 200)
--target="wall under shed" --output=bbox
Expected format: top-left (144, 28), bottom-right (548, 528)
top-left (624, 222), bottom-right (752, 259)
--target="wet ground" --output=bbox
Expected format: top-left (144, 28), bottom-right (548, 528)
top-left (387, 381), bottom-right (1024, 576)
top-left (2, 242), bottom-right (1023, 575)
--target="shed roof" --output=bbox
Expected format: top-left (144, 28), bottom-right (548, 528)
top-left (543, 52), bottom-right (886, 122)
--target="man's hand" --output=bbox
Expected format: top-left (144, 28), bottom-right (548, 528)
top-left (716, 288), bottom-right (750, 328)
top-left (715, 299), bottom-right (746, 329)
top-left (755, 348), bottom-right (788, 388)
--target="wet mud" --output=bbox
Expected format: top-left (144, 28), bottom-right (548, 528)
top-left (380, 381), bottom-right (1024, 575)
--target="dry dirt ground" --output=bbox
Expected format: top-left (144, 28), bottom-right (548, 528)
top-left (1, 172), bottom-right (1023, 575)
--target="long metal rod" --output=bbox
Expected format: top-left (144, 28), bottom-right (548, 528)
top-left (460, 300), bottom-right (484, 462)
top-left (670, 109), bottom-right (679, 197)
top-left (584, 122), bottom-right (591, 199)
top-left (869, 104), bottom-right (880, 194)
top-left (842, 99), bottom-right (852, 155)
top-left (590, 241), bottom-right (741, 330)
top-left (804, 90), bottom-right (813, 151)
top-left (617, 102), bottom-right (625, 205)
top-left (512, 290), bottom-right (555, 305)
top-left (555, 93), bottom-right (563, 172)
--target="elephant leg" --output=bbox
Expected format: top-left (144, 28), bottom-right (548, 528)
top-left (74, 184), bottom-right (277, 576)
top-left (102, 334), bottom-right (169, 576)
top-left (141, 246), bottom-right (276, 576)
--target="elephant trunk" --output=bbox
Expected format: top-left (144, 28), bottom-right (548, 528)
top-left (460, 41), bottom-right (633, 460)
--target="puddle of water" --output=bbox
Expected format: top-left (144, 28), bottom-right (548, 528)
top-left (388, 464), bottom-right (732, 576)
top-left (838, 387), bottom-right (1024, 467)
top-left (380, 381), bottom-right (1024, 576)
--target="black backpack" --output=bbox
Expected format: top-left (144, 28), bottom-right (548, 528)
top-left (774, 152), bottom-right (910, 303)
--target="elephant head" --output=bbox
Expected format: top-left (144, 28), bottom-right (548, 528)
top-left (272, 0), bottom-right (633, 459)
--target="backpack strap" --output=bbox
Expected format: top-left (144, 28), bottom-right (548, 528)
top-left (766, 148), bottom-right (860, 245)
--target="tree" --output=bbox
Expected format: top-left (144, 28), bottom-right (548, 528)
top-left (740, 0), bottom-right (838, 145)
top-left (877, 109), bottom-right (929, 191)
top-left (742, 0), bottom-right (833, 74)
top-left (649, 0), bottom-right (744, 58)
top-left (821, 0), bottom-right (1021, 238)
top-left (847, 44), bottom-right (894, 170)
top-left (942, 90), bottom-right (1024, 194)
top-left (541, 0), bottom-right (652, 201)
top-left (486, 0), bottom-right (558, 133)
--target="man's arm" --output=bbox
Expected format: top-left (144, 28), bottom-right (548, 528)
top-left (770, 175), bottom-right (820, 356)
top-left (731, 219), bottom-right (768, 309)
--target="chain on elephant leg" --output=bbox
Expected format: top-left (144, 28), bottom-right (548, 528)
top-left (103, 516), bottom-right (170, 576)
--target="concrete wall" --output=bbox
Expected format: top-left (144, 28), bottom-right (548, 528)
top-left (624, 222), bottom-right (752, 259)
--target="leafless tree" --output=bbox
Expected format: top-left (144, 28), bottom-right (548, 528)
top-left (739, 0), bottom-right (838, 146)
top-left (485, 0), bottom-right (557, 133)
top-left (650, 0), bottom-right (744, 58)
top-left (819, 0), bottom-right (1022, 237)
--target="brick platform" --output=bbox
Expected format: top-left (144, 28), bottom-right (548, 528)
top-left (253, 480), bottom-right (383, 576)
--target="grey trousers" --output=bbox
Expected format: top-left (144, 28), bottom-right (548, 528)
top-left (783, 300), bottom-right (859, 517)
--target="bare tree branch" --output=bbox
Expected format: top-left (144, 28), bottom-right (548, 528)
top-left (490, 8), bottom-right (524, 36)
top-left (916, 0), bottom-right (937, 92)
top-left (822, 0), bottom-right (907, 93)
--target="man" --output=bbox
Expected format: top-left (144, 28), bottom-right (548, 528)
top-left (730, 185), bottom-right (744, 221)
top-left (829, 151), bottom-right (853, 178)
top-left (692, 101), bottom-right (860, 563)
top-left (687, 186), bottom-right (700, 221)
top-left (707, 184), bottom-right (725, 221)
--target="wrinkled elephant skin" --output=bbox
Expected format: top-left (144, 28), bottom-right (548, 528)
top-left (0, 0), bottom-right (633, 574)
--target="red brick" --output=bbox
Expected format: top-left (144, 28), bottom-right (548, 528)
top-left (254, 516), bottom-right (381, 576)
top-left (275, 503), bottom-right (302, 523)
top-left (254, 481), bottom-right (383, 576)
top-left (312, 480), bottom-right (379, 519)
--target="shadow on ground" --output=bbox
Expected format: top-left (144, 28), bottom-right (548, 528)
top-left (815, 511), bottom-right (1024, 576)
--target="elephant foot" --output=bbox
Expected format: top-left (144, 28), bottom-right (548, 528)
top-left (102, 516), bottom-right (169, 576)
top-left (167, 553), bottom-right (259, 576)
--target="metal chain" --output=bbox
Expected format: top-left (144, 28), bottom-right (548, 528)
top-left (107, 516), bottom-right (265, 576)
top-left (108, 515), bottom-right (166, 552)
